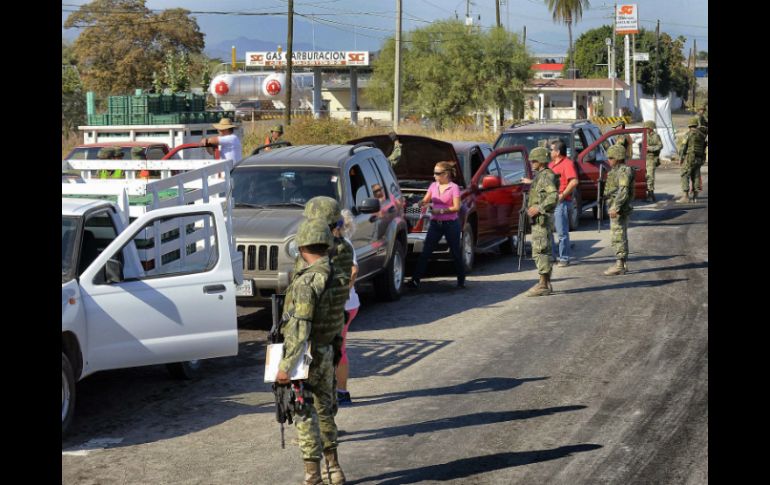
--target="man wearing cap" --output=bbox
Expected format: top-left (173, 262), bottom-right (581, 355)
top-left (387, 131), bottom-right (402, 167)
top-left (521, 147), bottom-right (559, 296)
top-left (278, 217), bottom-right (346, 485)
top-left (643, 121), bottom-right (663, 202)
top-left (264, 124), bottom-right (284, 151)
top-left (603, 144), bottom-right (635, 276)
top-left (677, 117), bottom-right (707, 203)
top-left (200, 118), bottom-right (242, 163)
top-left (613, 120), bottom-right (633, 160)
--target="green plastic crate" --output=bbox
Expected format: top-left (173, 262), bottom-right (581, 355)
top-left (160, 95), bottom-right (174, 113)
top-left (173, 93), bottom-right (189, 112)
top-left (187, 93), bottom-right (206, 111)
top-left (129, 113), bottom-right (149, 124)
top-left (87, 113), bottom-right (111, 125)
top-left (111, 113), bottom-right (129, 125)
top-left (150, 113), bottom-right (182, 124)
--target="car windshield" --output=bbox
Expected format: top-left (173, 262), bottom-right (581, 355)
top-left (496, 131), bottom-right (573, 159)
top-left (232, 167), bottom-right (340, 206)
top-left (62, 217), bottom-right (80, 283)
top-left (65, 146), bottom-right (135, 160)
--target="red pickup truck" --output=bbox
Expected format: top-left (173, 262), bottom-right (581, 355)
top-left (348, 135), bottom-right (531, 272)
top-left (64, 142), bottom-right (171, 160)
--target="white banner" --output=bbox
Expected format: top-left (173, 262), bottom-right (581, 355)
top-left (245, 51), bottom-right (370, 67)
top-left (640, 97), bottom-right (678, 159)
top-left (616, 4), bottom-right (639, 35)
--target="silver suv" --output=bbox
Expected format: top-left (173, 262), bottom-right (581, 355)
top-left (231, 142), bottom-right (408, 306)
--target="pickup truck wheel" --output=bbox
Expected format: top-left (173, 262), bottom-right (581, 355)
top-left (166, 360), bottom-right (201, 380)
top-left (462, 223), bottom-right (475, 273)
top-left (62, 352), bottom-right (76, 435)
top-left (568, 191), bottom-right (582, 231)
top-left (374, 240), bottom-right (405, 301)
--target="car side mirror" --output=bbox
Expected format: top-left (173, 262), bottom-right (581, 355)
top-left (103, 258), bottom-right (124, 284)
top-left (358, 197), bottom-right (381, 214)
top-left (481, 175), bottom-right (501, 189)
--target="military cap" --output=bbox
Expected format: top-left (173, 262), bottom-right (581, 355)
top-left (607, 144), bottom-right (626, 160)
top-left (529, 147), bottom-right (549, 164)
top-left (295, 217), bottom-right (333, 247)
top-left (388, 131), bottom-right (398, 141)
top-left (303, 196), bottom-right (342, 226)
top-left (688, 116), bottom-right (699, 127)
top-left (643, 120), bottom-right (656, 130)
top-left (613, 120), bottom-right (626, 128)
top-left (270, 124), bottom-right (284, 134)
top-left (97, 147), bottom-right (113, 159)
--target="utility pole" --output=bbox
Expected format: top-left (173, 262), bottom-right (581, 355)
top-left (653, 20), bottom-right (660, 126)
top-left (611, 4), bottom-right (616, 117)
top-left (393, 0), bottom-right (402, 130)
top-left (285, 0), bottom-right (294, 127)
top-left (495, 0), bottom-right (500, 28)
top-left (691, 39), bottom-right (698, 109)
top-left (632, 33), bottom-right (637, 114)
top-left (496, 0), bottom-right (503, 130)
top-left (523, 25), bottom-right (526, 47)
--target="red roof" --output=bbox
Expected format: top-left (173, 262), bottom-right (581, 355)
top-left (531, 63), bottom-right (564, 71)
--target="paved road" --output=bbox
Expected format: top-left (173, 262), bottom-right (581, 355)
top-left (62, 166), bottom-right (707, 484)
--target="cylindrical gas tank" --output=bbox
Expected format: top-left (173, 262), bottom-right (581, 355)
top-left (209, 72), bottom-right (311, 101)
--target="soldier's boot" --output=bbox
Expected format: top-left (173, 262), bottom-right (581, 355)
top-left (603, 259), bottom-right (627, 276)
top-left (303, 460), bottom-right (323, 485)
top-left (322, 449), bottom-right (346, 485)
top-left (691, 190), bottom-right (698, 203)
top-left (525, 274), bottom-right (551, 297)
top-left (645, 190), bottom-right (653, 203)
top-left (649, 190), bottom-right (656, 202)
top-left (676, 193), bottom-right (690, 203)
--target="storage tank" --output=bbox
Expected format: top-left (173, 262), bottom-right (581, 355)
top-left (209, 72), bottom-right (314, 108)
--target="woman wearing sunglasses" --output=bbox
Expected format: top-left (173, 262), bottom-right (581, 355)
top-left (407, 161), bottom-right (465, 289)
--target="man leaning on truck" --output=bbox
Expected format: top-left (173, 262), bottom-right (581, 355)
top-left (200, 117), bottom-right (242, 163)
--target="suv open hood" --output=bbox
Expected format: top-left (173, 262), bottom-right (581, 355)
top-left (347, 135), bottom-right (464, 186)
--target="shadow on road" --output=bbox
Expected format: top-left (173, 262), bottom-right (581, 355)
top-left (346, 444), bottom-right (603, 485)
top-left (632, 261), bottom-right (708, 274)
top-left (342, 376), bottom-right (548, 404)
top-left (555, 278), bottom-right (688, 295)
top-left (575, 254), bottom-right (683, 266)
top-left (339, 405), bottom-right (587, 443)
top-left (346, 338), bottom-right (453, 378)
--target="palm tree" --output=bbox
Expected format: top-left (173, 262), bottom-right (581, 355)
top-left (545, 0), bottom-right (591, 79)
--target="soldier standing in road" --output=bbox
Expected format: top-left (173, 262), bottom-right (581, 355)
top-left (603, 145), bottom-right (635, 276)
top-left (521, 147), bottom-right (559, 296)
top-left (278, 218), bottom-right (347, 485)
top-left (677, 117), bottom-right (707, 203)
top-left (613, 120), bottom-right (634, 160)
top-left (644, 121), bottom-right (663, 202)
top-left (697, 105), bottom-right (708, 129)
top-left (387, 131), bottom-right (402, 167)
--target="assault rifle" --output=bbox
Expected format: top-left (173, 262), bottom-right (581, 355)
top-left (597, 164), bottom-right (605, 233)
top-left (517, 192), bottom-right (529, 271)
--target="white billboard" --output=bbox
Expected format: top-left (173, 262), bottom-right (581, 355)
top-left (616, 4), bottom-right (639, 35)
top-left (245, 51), bottom-right (370, 67)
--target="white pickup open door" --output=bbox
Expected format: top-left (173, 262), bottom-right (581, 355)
top-left (77, 203), bottom-right (238, 375)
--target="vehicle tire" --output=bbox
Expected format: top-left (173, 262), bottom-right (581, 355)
top-left (374, 240), bottom-right (405, 301)
top-left (62, 352), bottom-right (76, 435)
top-left (166, 360), bottom-right (202, 380)
top-left (568, 191), bottom-right (581, 231)
top-left (499, 235), bottom-right (515, 255)
top-left (461, 223), bottom-right (475, 273)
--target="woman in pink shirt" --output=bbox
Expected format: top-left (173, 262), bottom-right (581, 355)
top-left (407, 161), bottom-right (466, 289)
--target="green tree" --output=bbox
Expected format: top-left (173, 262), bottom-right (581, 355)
top-left (566, 25), bottom-right (693, 98)
top-left (62, 41), bottom-right (86, 136)
top-left (162, 51), bottom-right (191, 93)
top-left (545, 0), bottom-right (591, 79)
top-left (368, 20), bottom-right (532, 127)
top-left (696, 50), bottom-right (708, 61)
top-left (63, 0), bottom-right (204, 95)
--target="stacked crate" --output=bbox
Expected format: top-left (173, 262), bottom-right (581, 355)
top-left (86, 91), bottom-right (232, 126)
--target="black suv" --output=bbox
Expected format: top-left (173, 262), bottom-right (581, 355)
top-left (231, 142), bottom-right (408, 307)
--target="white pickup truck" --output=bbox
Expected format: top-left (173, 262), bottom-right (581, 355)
top-left (61, 160), bottom-right (242, 434)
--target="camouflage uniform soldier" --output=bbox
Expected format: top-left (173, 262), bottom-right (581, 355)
top-left (644, 121), bottom-right (663, 202)
top-left (603, 145), bottom-right (635, 276)
top-left (523, 147), bottom-right (559, 297)
top-left (294, 196), bottom-right (352, 484)
top-left (677, 117), bottom-right (707, 203)
top-left (277, 218), bottom-right (346, 485)
top-left (387, 131), bottom-right (402, 167)
top-left (613, 120), bottom-right (633, 160)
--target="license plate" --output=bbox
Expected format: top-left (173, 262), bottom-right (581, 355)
top-left (235, 279), bottom-right (253, 297)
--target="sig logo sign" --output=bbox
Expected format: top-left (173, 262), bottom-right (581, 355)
top-left (616, 4), bottom-right (639, 35)
top-left (265, 79), bottom-right (281, 96)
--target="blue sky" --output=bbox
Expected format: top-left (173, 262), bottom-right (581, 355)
top-left (62, 1), bottom-right (708, 55)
